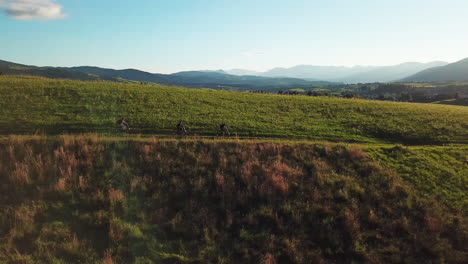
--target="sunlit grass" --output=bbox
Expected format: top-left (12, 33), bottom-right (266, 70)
top-left (1, 75), bottom-right (467, 144)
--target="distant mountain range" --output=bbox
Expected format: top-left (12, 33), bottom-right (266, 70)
top-left (2, 57), bottom-right (468, 89)
top-left (257, 65), bottom-right (376, 81)
top-left (227, 61), bottom-right (449, 83)
top-left (402, 58), bottom-right (468, 82)
top-left (0, 60), bottom-right (334, 91)
top-left (66, 66), bottom-right (334, 89)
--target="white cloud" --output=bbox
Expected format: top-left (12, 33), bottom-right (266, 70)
top-left (1, 0), bottom-right (66, 20)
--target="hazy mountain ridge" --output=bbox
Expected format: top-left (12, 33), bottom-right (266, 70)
top-left (402, 58), bottom-right (468, 82)
top-left (228, 61), bottom-right (449, 83)
top-left (226, 69), bottom-right (262, 76)
top-left (262, 65), bottom-right (377, 80)
top-left (3, 58), bottom-right (467, 87)
top-left (334, 61), bottom-right (448, 83)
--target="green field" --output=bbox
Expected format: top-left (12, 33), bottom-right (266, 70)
top-left (0, 75), bottom-right (467, 263)
top-left (1, 75), bottom-right (467, 144)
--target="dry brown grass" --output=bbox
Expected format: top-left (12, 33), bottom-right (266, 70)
top-left (32, 154), bottom-right (45, 182)
top-left (60, 134), bottom-right (76, 147)
top-left (102, 249), bottom-right (113, 264)
top-left (109, 220), bottom-right (125, 243)
top-left (7, 145), bottom-right (16, 161)
top-left (60, 133), bottom-right (100, 147)
top-left (7, 135), bottom-right (27, 145)
top-left (425, 215), bottom-right (443, 233)
top-left (108, 189), bottom-right (125, 205)
top-left (11, 162), bottom-right (30, 185)
top-left (215, 170), bottom-right (225, 189)
top-left (342, 207), bottom-right (361, 239)
top-left (139, 144), bottom-right (155, 163)
top-left (312, 158), bottom-right (333, 185)
top-left (240, 159), bottom-right (258, 181)
top-left (130, 177), bottom-right (149, 193)
top-left (14, 203), bottom-right (37, 228)
top-left (70, 233), bottom-right (79, 251)
top-left (59, 166), bottom-right (73, 179)
top-left (368, 209), bottom-right (378, 224)
top-left (93, 190), bottom-right (106, 202)
top-left (218, 153), bottom-right (228, 171)
top-left (261, 253), bottom-right (276, 264)
top-left (78, 175), bottom-right (88, 190)
top-left (0, 137), bottom-right (466, 263)
top-left (347, 147), bottom-right (367, 160)
top-left (54, 147), bottom-right (79, 170)
top-left (54, 178), bottom-right (67, 191)
top-left (260, 160), bottom-right (302, 196)
top-left (2, 203), bottom-right (39, 257)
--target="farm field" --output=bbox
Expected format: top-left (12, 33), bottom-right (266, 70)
top-left (0, 76), bottom-right (467, 263)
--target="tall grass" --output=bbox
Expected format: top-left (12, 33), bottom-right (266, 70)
top-left (0, 135), bottom-right (466, 263)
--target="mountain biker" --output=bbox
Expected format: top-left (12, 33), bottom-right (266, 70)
top-left (176, 120), bottom-right (187, 135)
top-left (220, 123), bottom-right (230, 137)
top-left (117, 118), bottom-right (130, 132)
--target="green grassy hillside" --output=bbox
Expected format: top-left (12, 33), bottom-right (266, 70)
top-left (0, 136), bottom-right (467, 264)
top-left (1, 76), bottom-right (467, 263)
top-left (366, 145), bottom-right (468, 212)
top-left (1, 75), bottom-right (467, 144)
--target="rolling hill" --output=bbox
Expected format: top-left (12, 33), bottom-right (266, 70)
top-left (402, 57), bottom-right (468, 82)
top-left (1, 75), bottom-right (467, 144)
top-left (0, 59), bottom-right (113, 81)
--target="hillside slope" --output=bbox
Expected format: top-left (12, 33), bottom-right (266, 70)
top-left (403, 57), bottom-right (468, 82)
top-left (0, 136), bottom-right (466, 263)
top-left (0, 60), bottom-right (110, 81)
top-left (1, 75), bottom-right (467, 144)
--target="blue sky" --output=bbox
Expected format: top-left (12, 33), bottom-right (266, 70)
top-left (1, 0), bottom-right (468, 73)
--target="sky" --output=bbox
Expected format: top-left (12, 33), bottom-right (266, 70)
top-left (1, 0), bottom-right (468, 73)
